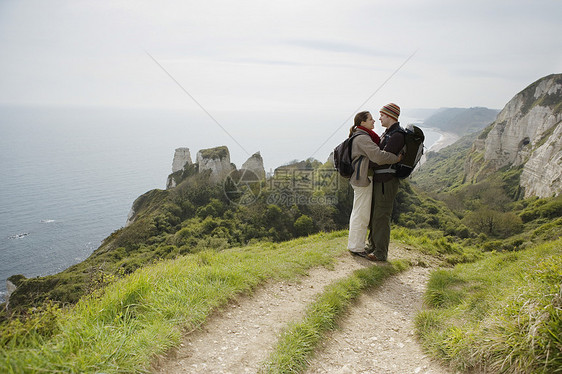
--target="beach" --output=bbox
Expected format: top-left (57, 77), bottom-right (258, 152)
top-left (417, 129), bottom-right (460, 168)
top-left (428, 130), bottom-right (460, 152)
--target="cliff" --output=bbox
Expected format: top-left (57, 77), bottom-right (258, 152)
top-left (196, 146), bottom-right (236, 183)
top-left (465, 74), bottom-right (562, 198)
top-left (130, 146), bottom-right (264, 225)
top-left (167, 148), bottom-right (194, 189)
top-left (172, 147), bottom-right (192, 173)
top-left (166, 147), bottom-right (265, 190)
top-left (241, 152), bottom-right (266, 180)
top-left (166, 146), bottom-right (235, 189)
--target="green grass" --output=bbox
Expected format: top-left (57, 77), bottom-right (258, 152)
top-left (260, 260), bottom-right (409, 373)
top-left (391, 227), bottom-right (482, 265)
top-left (416, 238), bottom-right (562, 373)
top-left (0, 231), bottom-right (349, 373)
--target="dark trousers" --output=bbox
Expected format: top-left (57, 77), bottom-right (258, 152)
top-left (365, 178), bottom-right (399, 261)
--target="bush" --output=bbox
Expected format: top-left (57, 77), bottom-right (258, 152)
top-left (463, 209), bottom-right (523, 238)
top-left (520, 196), bottom-right (562, 222)
top-left (294, 215), bottom-right (315, 237)
top-left (173, 226), bottom-right (195, 246)
top-left (1, 301), bottom-right (62, 347)
top-left (481, 240), bottom-right (503, 252)
top-left (196, 198), bottom-right (227, 218)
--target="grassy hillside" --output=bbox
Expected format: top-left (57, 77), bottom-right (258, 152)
top-left (410, 123), bottom-right (562, 372)
top-left (0, 231), bottom-right (430, 374)
top-left (1, 225), bottom-right (559, 373)
top-left (0, 232), bottom-right (349, 373)
top-left (417, 238), bottom-right (561, 373)
top-left (412, 133), bottom-right (474, 193)
top-left (412, 124), bottom-right (562, 251)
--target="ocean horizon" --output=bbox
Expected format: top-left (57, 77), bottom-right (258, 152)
top-left (0, 105), bottom-right (442, 302)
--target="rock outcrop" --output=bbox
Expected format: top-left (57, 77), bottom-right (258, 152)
top-left (167, 148), bottom-right (194, 189)
top-left (465, 74), bottom-right (562, 198)
top-left (520, 122), bottom-right (562, 198)
top-left (196, 146), bottom-right (235, 183)
top-left (166, 146), bottom-right (253, 189)
top-left (5, 279), bottom-right (17, 309)
top-left (171, 148), bottom-right (192, 173)
top-left (241, 152), bottom-right (266, 180)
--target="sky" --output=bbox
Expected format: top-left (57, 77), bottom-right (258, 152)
top-left (1, 0), bottom-right (561, 168)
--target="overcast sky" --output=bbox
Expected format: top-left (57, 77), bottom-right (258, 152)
top-left (1, 0), bottom-right (561, 167)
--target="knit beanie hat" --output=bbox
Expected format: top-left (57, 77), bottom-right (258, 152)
top-left (379, 103), bottom-right (400, 121)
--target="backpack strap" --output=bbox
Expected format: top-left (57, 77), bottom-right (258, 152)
top-left (349, 132), bottom-right (365, 180)
top-left (373, 168), bottom-right (396, 174)
top-left (382, 125), bottom-right (405, 139)
top-left (353, 156), bottom-right (364, 180)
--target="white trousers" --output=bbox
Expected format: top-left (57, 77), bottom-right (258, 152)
top-left (347, 182), bottom-right (372, 252)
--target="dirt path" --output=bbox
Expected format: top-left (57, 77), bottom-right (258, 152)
top-left (305, 266), bottom-right (449, 374)
top-left (153, 245), bottom-right (450, 374)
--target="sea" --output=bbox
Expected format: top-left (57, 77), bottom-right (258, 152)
top-left (0, 105), bottom-right (441, 302)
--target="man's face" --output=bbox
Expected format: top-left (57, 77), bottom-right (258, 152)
top-left (379, 113), bottom-right (394, 128)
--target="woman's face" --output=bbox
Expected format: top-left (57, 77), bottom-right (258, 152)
top-left (362, 113), bottom-right (375, 129)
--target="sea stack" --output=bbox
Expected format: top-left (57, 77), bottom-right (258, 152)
top-left (241, 152), bottom-right (266, 180)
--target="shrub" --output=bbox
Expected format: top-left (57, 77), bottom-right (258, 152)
top-left (481, 240), bottom-right (503, 252)
top-left (294, 215), bottom-right (315, 237)
top-left (520, 196), bottom-right (562, 222)
top-left (1, 301), bottom-right (62, 347)
top-left (173, 226), bottom-right (195, 246)
top-left (463, 209), bottom-right (523, 238)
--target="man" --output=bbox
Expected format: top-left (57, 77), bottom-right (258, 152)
top-left (365, 103), bottom-right (405, 261)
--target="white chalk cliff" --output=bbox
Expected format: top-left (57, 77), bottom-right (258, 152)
top-left (465, 74), bottom-right (562, 198)
top-left (196, 146), bottom-right (235, 183)
top-left (167, 148), bottom-right (194, 189)
top-left (241, 152), bottom-right (266, 180)
top-left (172, 147), bottom-right (192, 173)
top-left (166, 146), bottom-right (260, 190)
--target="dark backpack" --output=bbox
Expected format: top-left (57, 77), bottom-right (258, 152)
top-left (333, 132), bottom-right (363, 178)
top-left (376, 124), bottom-right (425, 179)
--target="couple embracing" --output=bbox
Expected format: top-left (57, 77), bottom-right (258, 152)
top-left (347, 103), bottom-right (404, 262)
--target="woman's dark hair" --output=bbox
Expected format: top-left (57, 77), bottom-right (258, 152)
top-left (349, 111), bottom-right (371, 137)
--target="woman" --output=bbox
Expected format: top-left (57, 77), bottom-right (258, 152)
top-left (347, 111), bottom-right (401, 260)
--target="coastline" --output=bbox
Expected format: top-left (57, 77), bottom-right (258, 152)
top-left (427, 130), bottom-right (460, 153)
top-left (417, 129), bottom-right (460, 167)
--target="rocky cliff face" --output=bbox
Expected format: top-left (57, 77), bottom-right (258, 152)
top-left (241, 152), bottom-right (266, 180)
top-left (196, 146), bottom-right (236, 183)
top-left (465, 74), bottom-right (562, 198)
top-left (171, 148), bottom-right (192, 173)
top-left (165, 146), bottom-right (265, 191)
top-left (165, 146), bottom-right (237, 189)
top-left (167, 148), bottom-right (193, 189)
